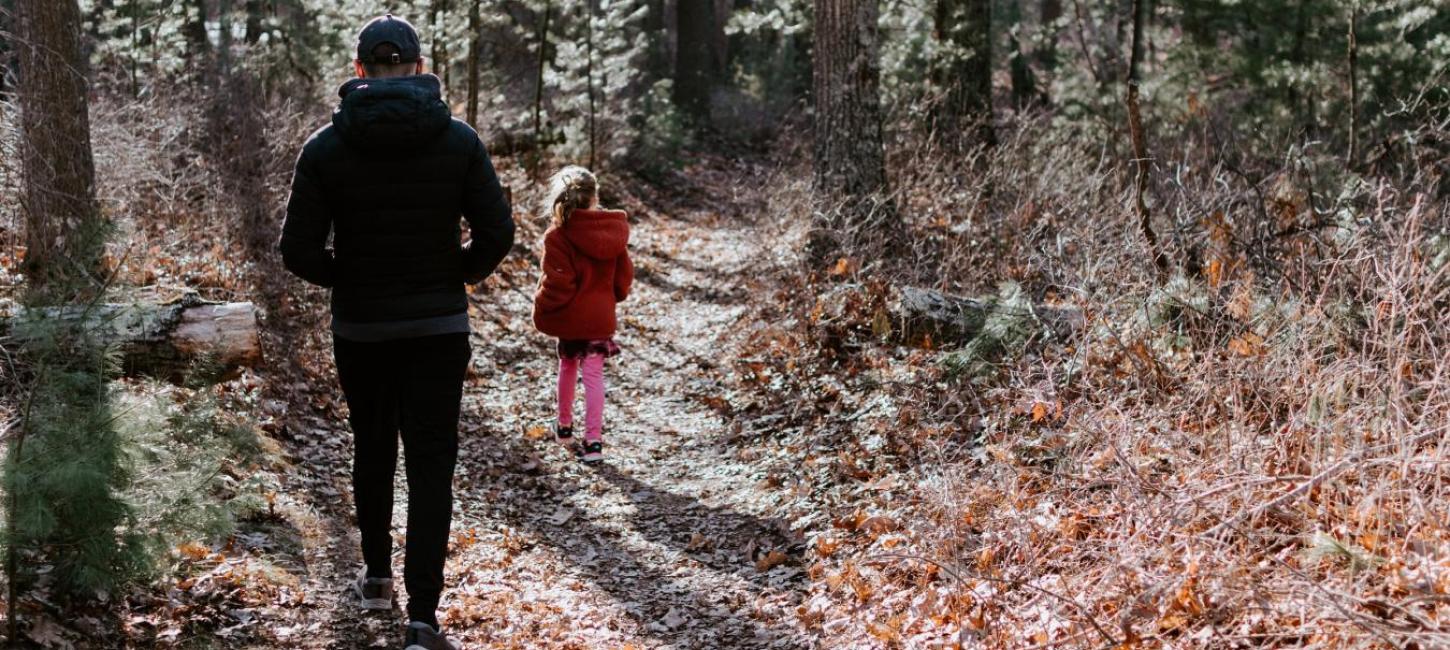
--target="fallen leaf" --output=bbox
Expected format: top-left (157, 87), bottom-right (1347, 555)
top-left (27, 616), bottom-right (71, 649)
top-left (547, 507), bottom-right (574, 526)
top-left (178, 542), bottom-right (209, 561)
top-left (686, 532), bottom-right (713, 552)
top-left (755, 550), bottom-right (788, 572)
top-left (858, 515), bottom-right (898, 535)
top-left (1031, 402), bottom-right (1049, 423)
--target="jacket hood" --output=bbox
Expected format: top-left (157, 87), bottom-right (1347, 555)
top-left (332, 74), bottom-right (451, 153)
top-left (563, 209), bottom-right (630, 260)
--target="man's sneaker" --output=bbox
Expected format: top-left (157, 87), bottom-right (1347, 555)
top-left (405, 621), bottom-right (462, 650)
top-left (555, 423), bottom-right (576, 446)
top-left (580, 439), bottom-right (604, 464)
top-left (353, 567), bottom-right (393, 611)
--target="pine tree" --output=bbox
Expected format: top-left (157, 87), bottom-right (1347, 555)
top-left (8, 0), bottom-right (142, 623)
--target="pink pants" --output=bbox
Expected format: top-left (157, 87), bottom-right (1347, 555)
top-left (558, 355), bottom-right (606, 440)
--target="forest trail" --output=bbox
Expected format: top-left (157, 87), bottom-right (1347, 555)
top-left (262, 160), bottom-right (813, 649)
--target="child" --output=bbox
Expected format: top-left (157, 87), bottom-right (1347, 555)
top-left (532, 166), bottom-right (633, 463)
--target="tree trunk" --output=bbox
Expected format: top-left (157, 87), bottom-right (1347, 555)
top-left (645, 0), bottom-right (669, 80)
top-left (1125, 0), bottom-right (1165, 277)
top-left (183, 0), bottom-right (210, 69)
top-left (0, 0), bottom-right (13, 98)
top-left (1007, 1), bottom-right (1036, 109)
top-left (4, 299), bottom-right (262, 381)
top-left (1290, 0), bottom-right (1312, 135)
top-left (532, 1), bottom-right (552, 176)
top-left (1037, 0), bottom-right (1062, 75)
top-left (584, 0), bottom-right (596, 169)
top-left (217, 0), bottom-right (234, 79)
top-left (14, 0), bottom-right (103, 303)
top-left (467, 0), bottom-right (480, 129)
top-left (1031, 0), bottom-right (1062, 105)
top-left (674, 0), bottom-right (717, 124)
top-left (244, 0), bottom-right (264, 44)
top-left (932, 0), bottom-right (992, 146)
top-left (430, 0), bottom-right (452, 103)
top-left (811, 0), bottom-right (894, 261)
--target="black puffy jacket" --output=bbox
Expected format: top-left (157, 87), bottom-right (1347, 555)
top-left (279, 74), bottom-right (515, 325)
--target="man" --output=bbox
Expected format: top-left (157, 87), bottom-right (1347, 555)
top-left (279, 14), bottom-right (514, 650)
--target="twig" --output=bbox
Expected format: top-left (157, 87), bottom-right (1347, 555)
top-left (1206, 428), bottom-right (1442, 537)
top-left (862, 552), bottom-right (1120, 646)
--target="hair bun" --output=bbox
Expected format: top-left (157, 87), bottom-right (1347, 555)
top-left (543, 165), bottom-right (599, 226)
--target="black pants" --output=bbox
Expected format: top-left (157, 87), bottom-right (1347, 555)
top-left (333, 332), bottom-right (470, 623)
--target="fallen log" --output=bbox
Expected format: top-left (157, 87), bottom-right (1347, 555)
top-left (3, 295), bottom-right (261, 381)
top-left (891, 285), bottom-right (1084, 347)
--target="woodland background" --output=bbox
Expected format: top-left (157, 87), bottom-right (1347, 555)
top-left (0, 0), bottom-right (1448, 647)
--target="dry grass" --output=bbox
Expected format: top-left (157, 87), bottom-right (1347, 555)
top-left (743, 117), bottom-right (1449, 647)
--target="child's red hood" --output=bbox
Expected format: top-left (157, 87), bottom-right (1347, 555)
top-left (563, 209), bottom-right (630, 260)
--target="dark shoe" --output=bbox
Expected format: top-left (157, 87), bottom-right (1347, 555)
top-left (580, 439), bottom-right (604, 464)
top-left (352, 567), bottom-right (393, 611)
top-left (404, 621), bottom-right (462, 650)
top-left (555, 423), bottom-right (575, 446)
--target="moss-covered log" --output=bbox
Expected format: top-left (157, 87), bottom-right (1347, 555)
top-left (891, 286), bottom-right (1083, 347)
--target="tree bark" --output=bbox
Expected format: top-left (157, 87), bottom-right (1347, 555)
top-left (811, 0), bottom-right (894, 260)
top-left (217, 0), bottom-right (234, 80)
top-left (0, 0), bottom-right (13, 98)
top-left (1007, 1), bottom-right (1036, 109)
top-left (531, 1), bottom-right (552, 176)
top-left (5, 300), bottom-right (262, 381)
top-left (14, 0), bottom-right (104, 303)
top-left (244, 0), bottom-right (264, 44)
top-left (674, 0), bottom-right (717, 124)
top-left (1030, 0), bottom-right (1062, 105)
top-left (430, 0), bottom-right (452, 103)
top-left (584, 0), bottom-right (597, 169)
top-left (183, 0), bottom-right (210, 69)
top-left (466, 0), bottom-right (481, 129)
top-left (932, 0), bottom-right (992, 146)
top-left (645, 0), bottom-right (669, 80)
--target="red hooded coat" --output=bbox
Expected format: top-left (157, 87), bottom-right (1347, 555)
top-left (532, 209), bottom-right (633, 340)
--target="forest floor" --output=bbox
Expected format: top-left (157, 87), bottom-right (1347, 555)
top-left (217, 153), bottom-right (824, 649)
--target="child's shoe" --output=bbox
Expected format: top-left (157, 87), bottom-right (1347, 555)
top-left (555, 423), bottom-right (576, 447)
top-left (580, 439), bottom-right (604, 464)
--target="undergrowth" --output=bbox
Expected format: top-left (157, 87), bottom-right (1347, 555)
top-left (735, 114), bottom-right (1449, 646)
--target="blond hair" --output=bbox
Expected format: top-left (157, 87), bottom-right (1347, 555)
top-left (543, 165), bottom-right (598, 227)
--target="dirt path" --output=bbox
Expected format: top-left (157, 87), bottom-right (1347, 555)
top-left (262, 162), bottom-right (815, 649)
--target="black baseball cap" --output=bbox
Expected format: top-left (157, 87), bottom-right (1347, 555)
top-left (356, 14), bottom-right (422, 64)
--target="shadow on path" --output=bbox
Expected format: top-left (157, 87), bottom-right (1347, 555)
top-left (455, 424), bottom-right (811, 649)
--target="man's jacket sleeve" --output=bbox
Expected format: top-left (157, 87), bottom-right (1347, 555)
top-left (278, 144), bottom-right (336, 288)
top-left (460, 138), bottom-right (516, 283)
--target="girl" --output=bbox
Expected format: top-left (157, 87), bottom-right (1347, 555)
top-left (532, 166), bottom-right (633, 463)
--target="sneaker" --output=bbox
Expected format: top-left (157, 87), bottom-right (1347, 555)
top-left (405, 621), bottom-right (462, 650)
top-left (580, 439), bottom-right (604, 464)
top-left (353, 567), bottom-right (393, 611)
top-left (555, 423), bottom-right (576, 446)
